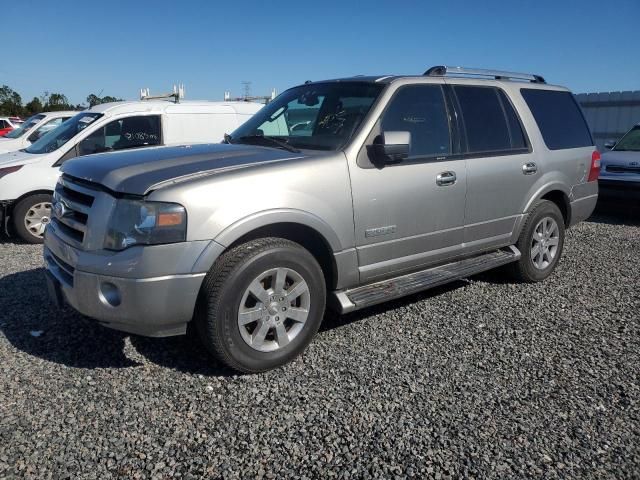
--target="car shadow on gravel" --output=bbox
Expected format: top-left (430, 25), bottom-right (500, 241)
top-left (589, 202), bottom-right (640, 226)
top-left (0, 268), bottom-right (142, 369)
top-left (128, 335), bottom-right (236, 376)
top-left (0, 234), bottom-right (23, 245)
top-left (320, 280), bottom-right (469, 332)
top-left (0, 268), bottom-right (238, 375)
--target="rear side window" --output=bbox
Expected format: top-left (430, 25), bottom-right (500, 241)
top-left (454, 86), bottom-right (528, 154)
top-left (521, 89), bottom-right (593, 150)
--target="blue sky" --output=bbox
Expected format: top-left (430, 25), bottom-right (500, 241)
top-left (3, 0), bottom-right (638, 105)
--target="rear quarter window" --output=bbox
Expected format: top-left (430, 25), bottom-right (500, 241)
top-left (521, 89), bottom-right (593, 150)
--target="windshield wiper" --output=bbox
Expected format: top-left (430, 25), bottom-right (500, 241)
top-left (226, 134), bottom-right (300, 153)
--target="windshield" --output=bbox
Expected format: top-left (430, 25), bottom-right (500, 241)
top-left (25, 112), bottom-right (102, 154)
top-left (613, 126), bottom-right (640, 152)
top-left (229, 82), bottom-right (384, 151)
top-left (4, 114), bottom-right (44, 139)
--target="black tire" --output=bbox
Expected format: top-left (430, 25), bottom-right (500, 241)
top-left (12, 193), bottom-right (53, 244)
top-left (509, 200), bottom-right (565, 282)
top-left (194, 237), bottom-right (326, 373)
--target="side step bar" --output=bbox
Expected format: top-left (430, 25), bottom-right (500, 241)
top-left (331, 246), bottom-right (521, 314)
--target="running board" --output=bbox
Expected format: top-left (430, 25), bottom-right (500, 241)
top-left (331, 246), bottom-right (520, 314)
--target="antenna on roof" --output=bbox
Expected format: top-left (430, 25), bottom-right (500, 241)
top-left (140, 83), bottom-right (186, 103)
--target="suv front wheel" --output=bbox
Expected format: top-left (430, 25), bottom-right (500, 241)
top-left (195, 237), bottom-right (326, 373)
top-left (510, 200), bottom-right (565, 282)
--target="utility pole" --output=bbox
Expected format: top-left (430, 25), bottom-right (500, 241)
top-left (241, 81), bottom-right (252, 100)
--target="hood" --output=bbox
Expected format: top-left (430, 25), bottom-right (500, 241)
top-left (601, 150), bottom-right (640, 167)
top-left (0, 149), bottom-right (44, 167)
top-left (61, 143), bottom-right (306, 195)
top-left (0, 137), bottom-right (22, 154)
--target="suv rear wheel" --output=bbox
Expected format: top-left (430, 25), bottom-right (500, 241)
top-left (510, 200), bottom-right (565, 282)
top-left (195, 237), bottom-right (326, 373)
top-left (12, 193), bottom-right (53, 244)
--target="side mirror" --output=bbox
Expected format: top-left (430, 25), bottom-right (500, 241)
top-left (27, 131), bottom-right (41, 143)
top-left (371, 131), bottom-right (411, 163)
top-left (604, 140), bottom-right (616, 150)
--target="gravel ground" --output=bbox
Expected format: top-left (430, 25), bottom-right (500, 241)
top-left (0, 206), bottom-right (639, 479)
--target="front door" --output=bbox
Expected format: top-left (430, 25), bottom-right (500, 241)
top-left (350, 83), bottom-right (467, 283)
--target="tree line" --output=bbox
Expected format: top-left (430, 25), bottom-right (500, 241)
top-left (0, 85), bottom-right (123, 117)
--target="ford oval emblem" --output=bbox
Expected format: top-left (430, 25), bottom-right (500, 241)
top-left (53, 201), bottom-right (67, 219)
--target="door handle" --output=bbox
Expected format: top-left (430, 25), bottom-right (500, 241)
top-left (522, 162), bottom-right (538, 175)
top-left (436, 171), bottom-right (456, 186)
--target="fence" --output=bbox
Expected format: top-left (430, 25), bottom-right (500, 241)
top-left (575, 91), bottom-right (640, 151)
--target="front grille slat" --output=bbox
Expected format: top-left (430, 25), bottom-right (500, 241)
top-left (55, 214), bottom-right (87, 233)
top-left (606, 164), bottom-right (640, 174)
top-left (52, 175), bottom-right (98, 247)
top-left (55, 194), bottom-right (92, 215)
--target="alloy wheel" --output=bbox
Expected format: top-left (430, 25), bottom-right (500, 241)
top-left (237, 267), bottom-right (311, 352)
top-left (530, 216), bottom-right (560, 270)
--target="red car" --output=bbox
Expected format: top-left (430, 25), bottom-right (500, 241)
top-left (0, 117), bottom-right (23, 136)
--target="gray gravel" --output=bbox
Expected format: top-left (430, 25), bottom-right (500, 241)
top-left (1, 207), bottom-right (639, 479)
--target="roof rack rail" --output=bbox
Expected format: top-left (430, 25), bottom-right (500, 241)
top-left (424, 65), bottom-right (546, 84)
top-left (140, 84), bottom-right (185, 103)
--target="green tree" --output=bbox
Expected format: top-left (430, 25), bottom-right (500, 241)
top-left (86, 93), bottom-right (123, 107)
top-left (0, 85), bottom-right (23, 116)
top-left (45, 93), bottom-right (70, 111)
top-left (24, 97), bottom-right (43, 116)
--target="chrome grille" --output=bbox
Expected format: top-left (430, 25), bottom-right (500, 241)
top-left (606, 164), bottom-right (640, 174)
top-left (51, 176), bottom-right (96, 248)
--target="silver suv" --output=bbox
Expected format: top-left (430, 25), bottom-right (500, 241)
top-left (44, 66), bottom-right (599, 372)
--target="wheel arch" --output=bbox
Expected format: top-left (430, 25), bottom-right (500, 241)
top-left (524, 183), bottom-right (571, 227)
top-left (9, 189), bottom-right (54, 214)
top-left (209, 210), bottom-right (345, 290)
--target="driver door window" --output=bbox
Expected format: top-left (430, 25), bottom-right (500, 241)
top-left (77, 115), bottom-right (161, 157)
top-left (380, 85), bottom-right (452, 160)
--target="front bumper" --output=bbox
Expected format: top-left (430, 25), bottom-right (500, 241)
top-left (43, 227), bottom-right (210, 337)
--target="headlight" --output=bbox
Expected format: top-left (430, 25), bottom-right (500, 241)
top-left (104, 199), bottom-right (187, 251)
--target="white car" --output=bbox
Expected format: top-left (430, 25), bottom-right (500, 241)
top-left (0, 111), bottom-right (77, 154)
top-left (0, 100), bottom-right (263, 243)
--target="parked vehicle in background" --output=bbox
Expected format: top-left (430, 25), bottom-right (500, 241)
top-left (0, 111), bottom-right (76, 154)
top-left (0, 100), bottom-right (263, 243)
top-left (0, 117), bottom-right (23, 136)
top-left (599, 123), bottom-right (640, 200)
top-left (44, 66), bottom-right (598, 373)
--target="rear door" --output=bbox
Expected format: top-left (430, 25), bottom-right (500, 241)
top-left (351, 83), bottom-right (468, 282)
top-left (447, 83), bottom-right (537, 251)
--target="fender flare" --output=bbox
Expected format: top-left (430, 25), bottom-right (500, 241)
top-left (214, 208), bottom-right (344, 251)
top-left (190, 209), bottom-right (345, 274)
top-left (522, 182), bottom-right (571, 214)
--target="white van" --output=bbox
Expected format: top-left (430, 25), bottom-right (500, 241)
top-left (0, 100), bottom-right (263, 242)
top-left (0, 111), bottom-right (77, 154)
